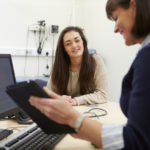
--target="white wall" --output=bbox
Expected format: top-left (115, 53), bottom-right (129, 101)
top-left (0, 0), bottom-right (75, 76)
top-left (0, 0), bottom-right (74, 48)
top-left (0, 0), bottom-right (140, 101)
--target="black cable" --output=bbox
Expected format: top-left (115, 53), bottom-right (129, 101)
top-left (24, 25), bottom-right (30, 76)
top-left (37, 24), bottom-right (46, 55)
top-left (83, 107), bottom-right (107, 119)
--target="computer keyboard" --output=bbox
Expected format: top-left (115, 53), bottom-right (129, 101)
top-left (0, 123), bottom-right (65, 150)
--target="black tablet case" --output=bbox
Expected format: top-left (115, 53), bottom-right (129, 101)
top-left (6, 81), bottom-right (75, 134)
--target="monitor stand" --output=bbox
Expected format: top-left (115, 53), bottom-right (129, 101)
top-left (14, 109), bottom-right (33, 124)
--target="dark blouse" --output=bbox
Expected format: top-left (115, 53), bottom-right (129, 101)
top-left (120, 43), bottom-right (150, 149)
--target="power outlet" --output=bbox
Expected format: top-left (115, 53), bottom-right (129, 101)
top-left (25, 50), bottom-right (32, 55)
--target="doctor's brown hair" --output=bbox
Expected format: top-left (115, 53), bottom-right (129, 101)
top-left (106, 0), bottom-right (150, 38)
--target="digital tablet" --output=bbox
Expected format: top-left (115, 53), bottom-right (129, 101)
top-left (6, 80), bottom-right (75, 134)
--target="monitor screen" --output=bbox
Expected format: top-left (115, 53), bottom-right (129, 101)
top-left (0, 54), bottom-right (19, 119)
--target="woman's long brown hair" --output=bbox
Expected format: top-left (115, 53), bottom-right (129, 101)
top-left (51, 26), bottom-right (96, 95)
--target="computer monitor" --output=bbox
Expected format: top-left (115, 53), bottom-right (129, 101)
top-left (0, 54), bottom-right (19, 119)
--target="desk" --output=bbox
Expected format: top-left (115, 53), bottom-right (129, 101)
top-left (0, 101), bottom-right (127, 150)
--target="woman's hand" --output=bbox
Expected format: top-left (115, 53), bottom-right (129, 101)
top-left (62, 95), bottom-right (78, 106)
top-left (29, 87), bottom-right (80, 127)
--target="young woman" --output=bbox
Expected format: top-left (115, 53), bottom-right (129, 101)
top-left (47, 26), bottom-right (108, 106)
top-left (29, 0), bottom-right (150, 149)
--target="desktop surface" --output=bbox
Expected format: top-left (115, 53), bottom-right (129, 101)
top-left (0, 101), bottom-right (127, 150)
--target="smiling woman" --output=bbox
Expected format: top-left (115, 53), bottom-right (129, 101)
top-left (47, 26), bottom-right (108, 106)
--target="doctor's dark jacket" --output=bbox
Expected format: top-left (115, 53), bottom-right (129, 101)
top-left (120, 43), bottom-right (150, 150)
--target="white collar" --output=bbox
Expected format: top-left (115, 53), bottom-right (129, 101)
top-left (141, 34), bottom-right (150, 48)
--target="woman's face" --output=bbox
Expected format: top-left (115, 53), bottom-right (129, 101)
top-left (112, 3), bottom-right (137, 45)
top-left (63, 31), bottom-right (84, 58)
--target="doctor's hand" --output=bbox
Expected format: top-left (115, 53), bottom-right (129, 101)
top-left (29, 87), bottom-right (80, 127)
